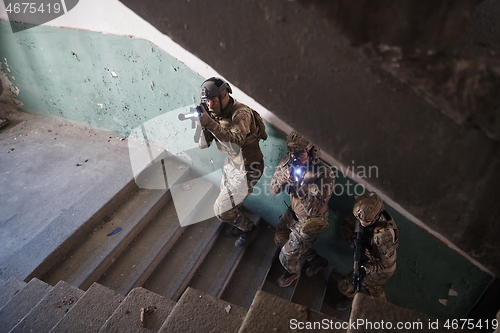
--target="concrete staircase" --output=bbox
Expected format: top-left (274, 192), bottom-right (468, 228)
top-left (0, 154), bottom-right (461, 332)
top-left (0, 276), bottom-right (467, 332)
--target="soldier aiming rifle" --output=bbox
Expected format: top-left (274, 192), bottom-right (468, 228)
top-left (270, 131), bottom-right (335, 287)
top-left (336, 191), bottom-right (399, 310)
top-left (180, 77), bottom-right (267, 247)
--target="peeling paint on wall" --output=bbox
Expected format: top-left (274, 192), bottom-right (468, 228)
top-left (0, 65), bottom-right (23, 107)
top-left (0, 21), bottom-right (201, 137)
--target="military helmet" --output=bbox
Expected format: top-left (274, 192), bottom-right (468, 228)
top-left (286, 130), bottom-right (321, 163)
top-left (200, 77), bottom-right (232, 101)
top-left (353, 191), bottom-right (384, 223)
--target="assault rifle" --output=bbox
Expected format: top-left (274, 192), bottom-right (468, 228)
top-left (178, 103), bottom-right (211, 146)
top-left (178, 103), bottom-right (208, 122)
top-left (352, 219), bottom-right (365, 292)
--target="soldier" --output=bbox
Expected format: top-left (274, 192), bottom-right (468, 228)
top-left (336, 191), bottom-right (399, 310)
top-left (197, 77), bottom-right (267, 247)
top-left (270, 131), bottom-right (335, 287)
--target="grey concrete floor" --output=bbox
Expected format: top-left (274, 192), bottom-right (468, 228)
top-left (0, 104), bottom-right (130, 263)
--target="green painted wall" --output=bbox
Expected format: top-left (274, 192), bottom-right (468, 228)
top-left (0, 20), bottom-right (493, 319)
top-left (0, 21), bottom-right (201, 135)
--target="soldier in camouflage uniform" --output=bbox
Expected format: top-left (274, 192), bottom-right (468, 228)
top-left (336, 191), bottom-right (399, 310)
top-left (270, 131), bottom-right (335, 287)
top-left (198, 77), bottom-right (266, 247)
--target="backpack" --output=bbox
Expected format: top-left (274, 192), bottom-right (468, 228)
top-left (252, 109), bottom-right (268, 141)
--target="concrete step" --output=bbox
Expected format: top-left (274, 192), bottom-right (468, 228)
top-left (187, 213), bottom-right (261, 298)
top-left (169, 174), bottom-right (220, 227)
top-left (220, 222), bottom-right (278, 309)
top-left (99, 287), bottom-right (175, 333)
top-left (142, 215), bottom-right (222, 301)
top-left (290, 263), bottom-right (331, 312)
top-left (42, 186), bottom-right (171, 290)
top-left (261, 250), bottom-right (297, 301)
top-left (0, 278), bottom-right (53, 332)
top-left (158, 287), bottom-right (247, 333)
top-left (49, 282), bottom-right (125, 333)
top-left (261, 242), bottom-right (342, 317)
top-left (238, 289), bottom-right (344, 333)
top-left (349, 292), bottom-right (478, 333)
top-left (183, 179), bottom-right (221, 225)
top-left (9, 280), bottom-right (84, 333)
top-left (132, 154), bottom-right (164, 190)
top-left (0, 277), bottom-right (26, 310)
top-left (97, 197), bottom-right (184, 295)
top-left (133, 152), bottom-right (190, 190)
top-left (320, 270), bottom-right (351, 322)
top-left (37, 157), bottom-right (190, 290)
top-left (0, 161), bottom-right (137, 282)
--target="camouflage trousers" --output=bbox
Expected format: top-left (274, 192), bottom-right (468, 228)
top-left (338, 263), bottom-right (396, 299)
top-left (213, 158), bottom-right (264, 232)
top-left (274, 208), bottom-right (329, 275)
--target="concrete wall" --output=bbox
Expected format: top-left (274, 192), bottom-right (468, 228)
top-left (0, 0), bottom-right (494, 319)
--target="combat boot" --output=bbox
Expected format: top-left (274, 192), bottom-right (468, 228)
top-left (277, 271), bottom-right (299, 287)
top-left (235, 225), bottom-right (258, 247)
top-left (305, 256), bottom-right (328, 277)
top-left (335, 295), bottom-right (353, 311)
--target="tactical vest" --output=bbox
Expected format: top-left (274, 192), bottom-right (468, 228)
top-left (216, 101), bottom-right (265, 165)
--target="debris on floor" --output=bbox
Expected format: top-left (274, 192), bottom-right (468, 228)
top-left (140, 306), bottom-right (157, 327)
top-left (107, 227), bottom-right (123, 237)
top-left (0, 118), bottom-right (8, 130)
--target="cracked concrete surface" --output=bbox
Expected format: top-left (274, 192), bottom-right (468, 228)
top-left (0, 104), bottom-right (130, 262)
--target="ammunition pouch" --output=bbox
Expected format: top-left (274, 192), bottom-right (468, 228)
top-left (301, 216), bottom-right (329, 234)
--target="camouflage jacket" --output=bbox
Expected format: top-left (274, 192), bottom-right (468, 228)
top-left (199, 98), bottom-right (263, 165)
top-left (341, 211), bottom-right (399, 274)
top-left (270, 155), bottom-right (335, 218)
